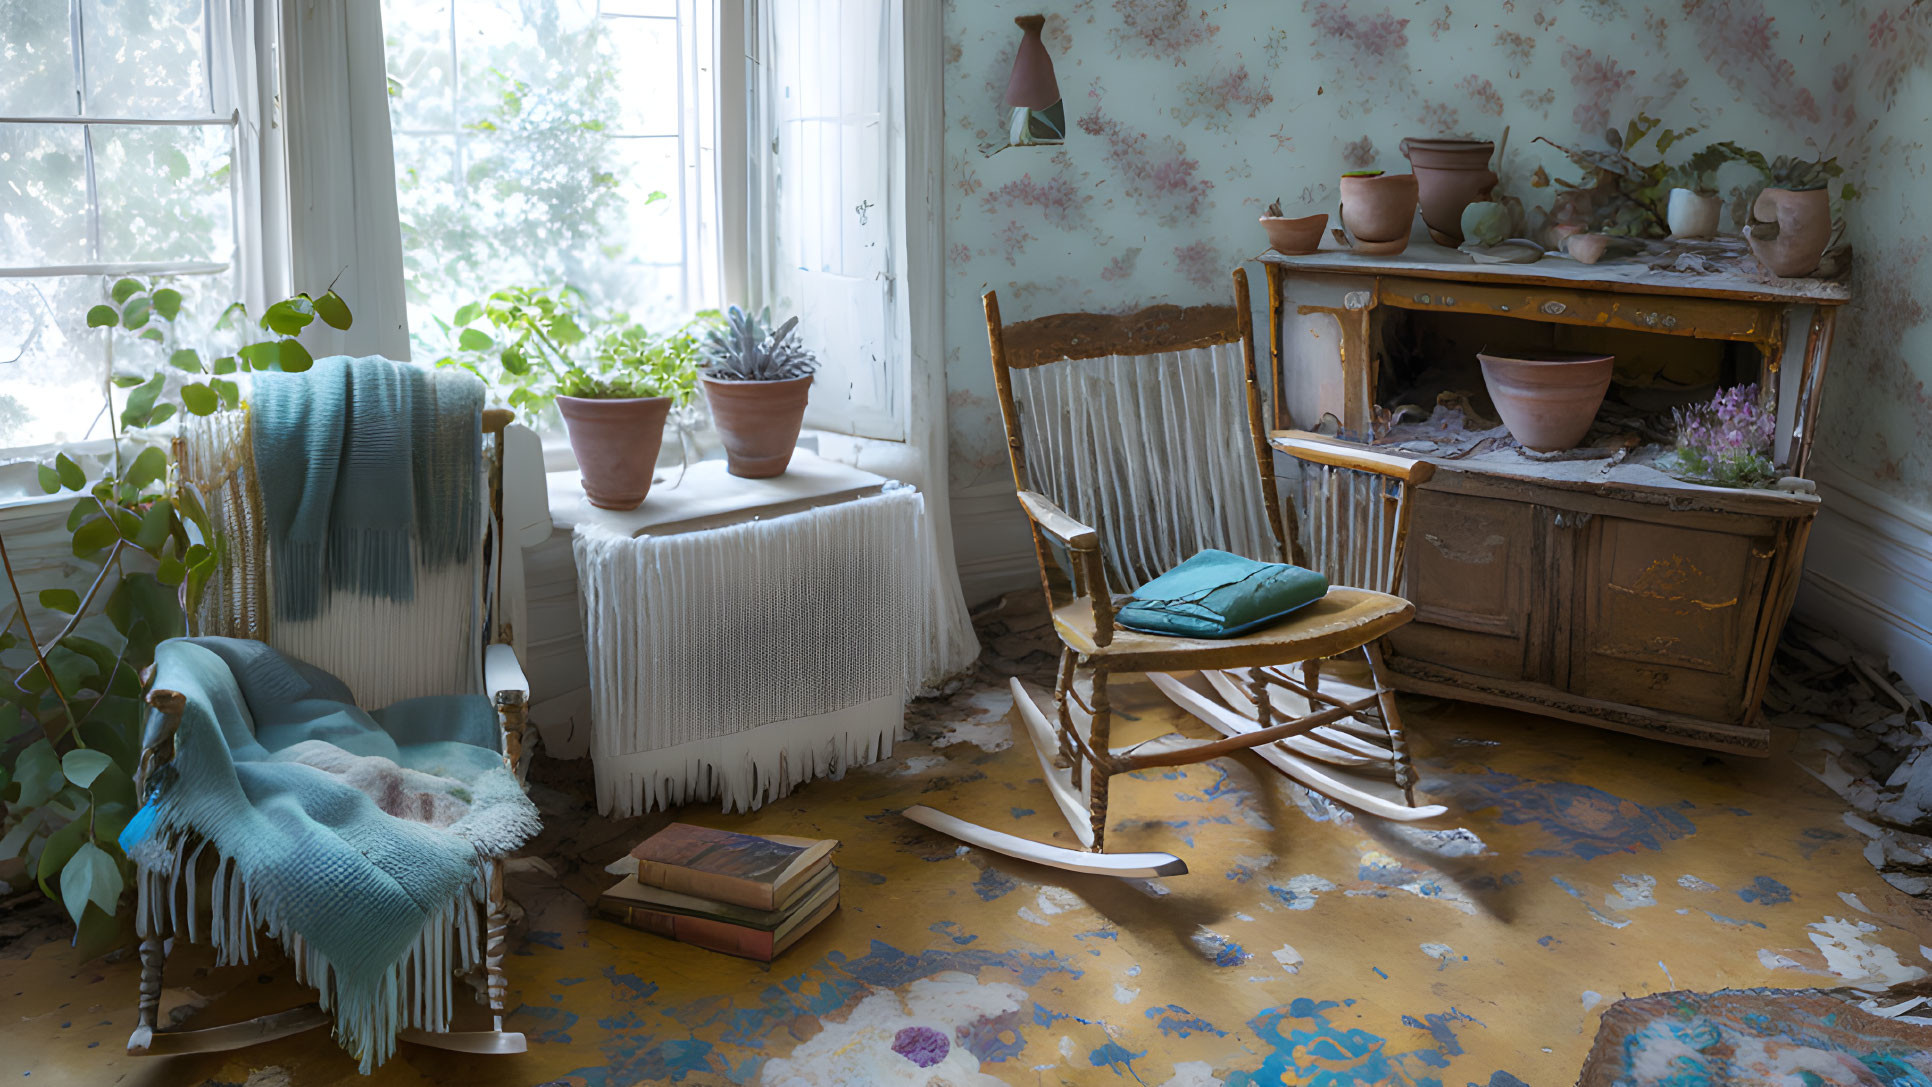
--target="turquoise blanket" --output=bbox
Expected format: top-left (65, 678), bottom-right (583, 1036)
top-left (120, 637), bottom-right (539, 1071)
top-left (1116, 548), bottom-right (1330, 638)
top-left (251, 357), bottom-right (483, 621)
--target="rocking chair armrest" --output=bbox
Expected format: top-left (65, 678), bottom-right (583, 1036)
top-left (483, 642), bottom-right (529, 701)
top-left (1269, 430), bottom-right (1437, 486)
top-left (1016, 489), bottom-right (1100, 551)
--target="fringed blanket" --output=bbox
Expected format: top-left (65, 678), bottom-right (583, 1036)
top-left (120, 637), bottom-right (539, 1072)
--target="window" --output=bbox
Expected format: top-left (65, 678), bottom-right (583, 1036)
top-left (0, 1), bottom-right (254, 452)
top-left (382, 0), bottom-right (721, 363)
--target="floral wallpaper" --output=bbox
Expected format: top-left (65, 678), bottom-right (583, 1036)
top-left (941, 0), bottom-right (1932, 512)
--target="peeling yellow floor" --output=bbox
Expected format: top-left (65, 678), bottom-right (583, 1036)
top-left (6, 631), bottom-right (1932, 1085)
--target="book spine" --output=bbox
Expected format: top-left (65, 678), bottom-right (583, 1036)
top-left (636, 861), bottom-right (775, 911)
top-left (600, 902), bottom-right (778, 961)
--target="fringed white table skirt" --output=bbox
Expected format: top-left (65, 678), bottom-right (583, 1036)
top-left (574, 484), bottom-right (956, 815)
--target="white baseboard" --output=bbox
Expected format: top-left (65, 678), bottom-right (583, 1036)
top-left (950, 483), bottom-right (1037, 605)
top-left (1797, 456), bottom-right (1932, 692)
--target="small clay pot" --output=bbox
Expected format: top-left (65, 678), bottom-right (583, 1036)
top-left (702, 374), bottom-right (813, 478)
top-left (1666, 188), bottom-right (1723, 239)
top-left (1260, 213), bottom-right (1327, 255)
top-left (1400, 137), bottom-right (1498, 246)
top-left (1337, 172), bottom-right (1418, 253)
top-left (1565, 233), bottom-right (1612, 264)
top-left (1478, 350), bottom-right (1615, 452)
top-left (1745, 187), bottom-right (1831, 277)
top-left (557, 395), bottom-right (672, 510)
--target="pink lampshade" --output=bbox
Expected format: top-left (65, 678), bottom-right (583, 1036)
top-left (1002, 15), bottom-right (1060, 110)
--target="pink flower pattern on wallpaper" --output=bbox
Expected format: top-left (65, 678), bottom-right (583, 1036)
top-left (941, 1), bottom-right (1932, 500)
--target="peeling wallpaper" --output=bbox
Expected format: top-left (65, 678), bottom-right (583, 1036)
top-left (940, 0), bottom-right (1932, 511)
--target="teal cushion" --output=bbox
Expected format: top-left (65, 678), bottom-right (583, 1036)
top-left (1116, 549), bottom-right (1329, 639)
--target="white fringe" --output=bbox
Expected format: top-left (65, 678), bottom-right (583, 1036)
top-left (1011, 343), bottom-right (1276, 589)
top-left (136, 829), bottom-right (493, 1074)
top-left (576, 488), bottom-right (953, 815)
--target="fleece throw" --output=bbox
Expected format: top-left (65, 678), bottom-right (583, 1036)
top-left (251, 356), bottom-right (483, 621)
top-left (120, 637), bottom-right (539, 1071)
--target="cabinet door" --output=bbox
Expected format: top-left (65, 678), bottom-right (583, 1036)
top-left (1570, 516), bottom-right (1772, 721)
top-left (1389, 488), bottom-right (1539, 682)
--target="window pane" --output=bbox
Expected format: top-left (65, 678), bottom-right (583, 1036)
top-left (605, 14), bottom-right (679, 135)
top-left (93, 123), bottom-right (234, 262)
top-left (0, 1), bottom-right (78, 117)
top-left (384, 0), bottom-right (455, 134)
top-left (0, 123), bottom-right (91, 267)
top-left (81, 0), bottom-right (209, 117)
top-left (0, 277), bottom-right (107, 449)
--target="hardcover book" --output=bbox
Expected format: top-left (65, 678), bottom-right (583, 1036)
top-left (626, 824), bottom-right (837, 912)
top-left (598, 875), bottom-right (840, 962)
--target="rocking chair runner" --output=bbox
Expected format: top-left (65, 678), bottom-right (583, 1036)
top-left (906, 268), bottom-right (1444, 878)
top-left (126, 396), bottom-right (544, 1062)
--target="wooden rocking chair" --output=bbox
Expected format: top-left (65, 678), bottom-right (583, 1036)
top-left (905, 268), bottom-right (1444, 878)
top-left (125, 400), bottom-right (549, 1060)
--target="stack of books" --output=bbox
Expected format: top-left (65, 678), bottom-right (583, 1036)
top-left (597, 823), bottom-right (840, 962)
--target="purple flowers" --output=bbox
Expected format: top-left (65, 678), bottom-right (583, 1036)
top-left (891, 1025), bottom-right (950, 1068)
top-left (1669, 384), bottom-right (1777, 486)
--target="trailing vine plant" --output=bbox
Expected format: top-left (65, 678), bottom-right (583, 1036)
top-left (0, 278), bottom-right (351, 957)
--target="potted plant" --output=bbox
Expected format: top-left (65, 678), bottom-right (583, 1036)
top-left (1259, 198), bottom-right (1326, 255)
top-left (1727, 152), bottom-right (1850, 278)
top-left (698, 306), bottom-right (818, 478)
top-left (440, 287), bottom-right (702, 509)
top-left (1662, 144), bottom-right (1736, 239)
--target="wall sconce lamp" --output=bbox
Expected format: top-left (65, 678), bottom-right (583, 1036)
top-left (1003, 15), bottom-right (1063, 147)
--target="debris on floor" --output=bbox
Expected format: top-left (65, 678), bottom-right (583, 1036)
top-left (1775, 619), bottom-right (1932, 897)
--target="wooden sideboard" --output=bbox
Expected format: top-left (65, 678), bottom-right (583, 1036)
top-left (1255, 239), bottom-right (1849, 754)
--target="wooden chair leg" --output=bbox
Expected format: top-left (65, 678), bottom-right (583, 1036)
top-left (131, 927), bottom-right (166, 1049)
top-left (1362, 641), bottom-right (1419, 807)
top-left (1087, 667), bottom-right (1112, 852)
top-left (485, 858), bottom-right (509, 1032)
top-left (1052, 648), bottom-right (1079, 773)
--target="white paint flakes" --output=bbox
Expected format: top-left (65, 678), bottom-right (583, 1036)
top-left (1420, 942), bottom-right (1464, 969)
top-left (1273, 944), bottom-right (1303, 974)
top-left (1016, 907), bottom-right (1049, 927)
top-left (1386, 825), bottom-right (1490, 858)
top-left (1059, 1035), bottom-right (1075, 1058)
top-left (1036, 887), bottom-right (1083, 915)
top-left (1234, 912), bottom-right (1255, 922)
top-left (1112, 983), bottom-right (1139, 1004)
top-left (1277, 873), bottom-right (1337, 911)
top-left (1757, 949), bottom-right (1811, 972)
top-left (1607, 874), bottom-right (1658, 910)
top-left (756, 971), bottom-right (1023, 1086)
top-left (936, 694), bottom-right (1015, 753)
top-left (1581, 991), bottom-right (1602, 1011)
top-left (892, 755), bottom-right (948, 776)
top-left (1838, 891), bottom-right (1872, 913)
top-left (1158, 1061), bottom-right (1226, 1086)
top-left (1127, 964), bottom-right (1141, 977)
top-left (1807, 916), bottom-right (1930, 984)
top-left (1677, 874), bottom-right (1719, 893)
top-left (1130, 878), bottom-right (1172, 898)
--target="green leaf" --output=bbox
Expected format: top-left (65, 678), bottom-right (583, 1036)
top-left (278, 339), bottom-right (314, 373)
top-left (39, 589), bottom-right (80, 614)
top-left (146, 403), bottom-right (176, 427)
top-left (110, 278), bottom-right (144, 304)
top-left (60, 749), bottom-right (114, 790)
top-left (134, 498), bottom-right (174, 553)
top-left (56, 452), bottom-right (85, 490)
top-left (119, 374), bottom-right (164, 429)
top-left (238, 341), bottom-right (279, 370)
top-left (314, 290), bottom-right (353, 330)
top-left (59, 841), bottom-right (123, 927)
top-left (458, 328), bottom-right (494, 352)
top-left (36, 817), bottom-right (87, 900)
top-left (37, 464), bottom-right (61, 494)
top-left (126, 446), bottom-right (168, 491)
top-left (120, 297), bottom-right (151, 330)
top-left (111, 374), bottom-right (148, 388)
top-left (211, 355), bottom-right (237, 374)
top-left (452, 301), bottom-right (483, 327)
top-left (168, 348), bottom-right (202, 373)
top-left (151, 287), bottom-right (182, 320)
top-left (500, 346), bottom-right (529, 375)
top-left (261, 296), bottom-right (316, 336)
top-left (86, 305), bottom-right (119, 329)
top-left (70, 515), bottom-right (118, 558)
top-left (179, 383), bottom-right (218, 416)
top-left (551, 314), bottom-right (586, 344)
top-left (13, 739), bottom-right (65, 808)
top-left (215, 301), bottom-right (247, 331)
top-left (155, 555), bottom-right (186, 587)
top-left (212, 377), bottom-right (239, 408)
top-left (138, 327), bottom-right (164, 342)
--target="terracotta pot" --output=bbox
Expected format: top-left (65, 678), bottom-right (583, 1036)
top-left (1666, 188), bottom-right (1722, 239)
top-left (702, 374), bottom-right (813, 478)
top-left (1745, 187), bottom-right (1831, 278)
top-left (1260, 213), bottom-right (1327, 255)
top-left (1400, 138), bottom-right (1497, 246)
top-left (1337, 172), bottom-right (1418, 252)
top-left (1565, 233), bottom-right (1611, 264)
top-left (557, 395), bottom-right (672, 510)
top-left (1478, 350), bottom-right (1615, 452)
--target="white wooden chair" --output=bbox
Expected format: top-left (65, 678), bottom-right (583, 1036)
top-left (906, 268), bottom-right (1444, 878)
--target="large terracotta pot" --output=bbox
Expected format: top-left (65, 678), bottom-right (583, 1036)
top-left (1337, 172), bottom-right (1418, 254)
top-left (1745, 187), bottom-right (1831, 277)
top-left (702, 374), bottom-right (813, 478)
top-left (1477, 350), bottom-right (1615, 452)
top-left (1260, 213), bottom-right (1327, 255)
top-left (1400, 138), bottom-right (1497, 246)
top-left (556, 394), bottom-right (672, 510)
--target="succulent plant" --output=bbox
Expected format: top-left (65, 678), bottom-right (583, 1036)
top-left (699, 306), bottom-right (818, 382)
top-left (1264, 198), bottom-right (1285, 218)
